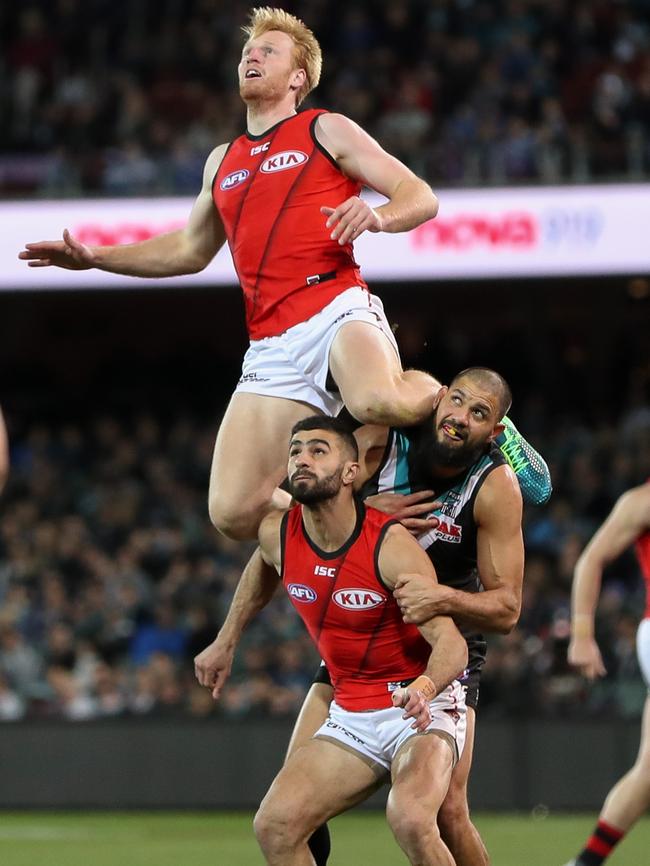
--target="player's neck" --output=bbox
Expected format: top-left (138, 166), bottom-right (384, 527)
top-left (302, 496), bottom-right (358, 553)
top-left (246, 99), bottom-right (297, 136)
top-left (429, 464), bottom-right (465, 480)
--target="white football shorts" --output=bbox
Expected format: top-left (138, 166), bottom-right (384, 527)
top-left (234, 286), bottom-right (400, 416)
top-left (313, 679), bottom-right (467, 777)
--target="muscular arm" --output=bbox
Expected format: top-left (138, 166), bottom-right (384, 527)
top-left (394, 466), bottom-right (524, 634)
top-left (379, 524), bottom-right (468, 692)
top-left (569, 485), bottom-right (650, 678)
top-left (315, 113), bottom-right (438, 244)
top-left (20, 145), bottom-right (228, 277)
top-left (572, 485), bottom-right (650, 628)
top-left (194, 542), bottom-right (281, 698)
top-left (217, 547), bottom-right (281, 649)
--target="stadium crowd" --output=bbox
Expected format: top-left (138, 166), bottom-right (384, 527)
top-left (2, 0), bottom-right (650, 725)
top-left (2, 0), bottom-right (650, 196)
top-left (0, 388), bottom-right (648, 723)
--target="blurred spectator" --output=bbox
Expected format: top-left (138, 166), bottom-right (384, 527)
top-left (0, 393), bottom-right (647, 722)
top-left (2, 1), bottom-right (650, 195)
top-left (130, 601), bottom-right (187, 665)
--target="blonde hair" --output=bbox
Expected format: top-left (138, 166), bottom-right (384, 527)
top-left (242, 7), bottom-right (322, 106)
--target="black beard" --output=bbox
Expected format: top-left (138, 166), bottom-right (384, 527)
top-left (288, 469), bottom-right (342, 505)
top-left (424, 434), bottom-right (486, 470)
top-left (414, 416), bottom-right (488, 476)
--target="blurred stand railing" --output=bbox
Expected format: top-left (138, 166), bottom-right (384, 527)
top-left (0, 717), bottom-right (640, 811)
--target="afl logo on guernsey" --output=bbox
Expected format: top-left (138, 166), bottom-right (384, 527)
top-left (261, 150), bottom-right (308, 173)
top-left (288, 583), bottom-right (317, 603)
top-left (333, 588), bottom-right (386, 610)
top-left (220, 169), bottom-right (249, 190)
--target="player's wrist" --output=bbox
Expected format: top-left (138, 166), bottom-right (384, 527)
top-left (409, 675), bottom-right (437, 701)
top-left (434, 585), bottom-right (456, 616)
top-left (571, 614), bottom-right (595, 639)
top-left (215, 625), bottom-right (240, 651)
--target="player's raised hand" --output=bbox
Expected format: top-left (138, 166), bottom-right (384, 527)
top-left (194, 637), bottom-right (234, 700)
top-left (567, 635), bottom-right (607, 680)
top-left (365, 490), bottom-right (440, 536)
top-left (321, 196), bottom-right (382, 245)
top-left (18, 228), bottom-right (96, 270)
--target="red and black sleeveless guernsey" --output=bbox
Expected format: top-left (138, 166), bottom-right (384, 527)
top-left (280, 501), bottom-right (431, 711)
top-left (636, 481), bottom-right (650, 618)
top-left (212, 109), bottom-right (368, 340)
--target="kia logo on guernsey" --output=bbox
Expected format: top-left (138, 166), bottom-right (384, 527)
top-left (333, 589), bottom-right (386, 610)
top-left (220, 169), bottom-right (249, 190)
top-left (288, 584), bottom-right (317, 603)
top-left (260, 150), bottom-right (308, 173)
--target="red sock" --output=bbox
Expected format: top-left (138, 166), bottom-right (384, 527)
top-left (577, 819), bottom-right (625, 865)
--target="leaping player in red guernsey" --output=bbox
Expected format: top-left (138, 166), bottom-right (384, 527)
top-left (19, 7), bottom-right (441, 541)
top-left (562, 481), bottom-right (650, 866)
top-left (254, 414), bottom-right (467, 866)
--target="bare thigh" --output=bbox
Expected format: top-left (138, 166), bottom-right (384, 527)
top-left (389, 732), bottom-right (455, 817)
top-left (208, 392), bottom-right (319, 539)
top-left (329, 321), bottom-right (437, 426)
top-left (329, 320), bottom-right (402, 404)
top-left (258, 738), bottom-right (383, 834)
top-left (285, 683), bottom-right (333, 761)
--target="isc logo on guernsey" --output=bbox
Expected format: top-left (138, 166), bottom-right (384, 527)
top-left (261, 150), bottom-right (308, 173)
top-left (288, 584), bottom-right (317, 603)
top-left (333, 589), bottom-right (386, 610)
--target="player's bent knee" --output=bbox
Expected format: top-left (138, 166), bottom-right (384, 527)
top-left (387, 802), bottom-right (441, 853)
top-left (343, 388), bottom-right (394, 426)
top-left (208, 495), bottom-right (263, 541)
top-left (254, 799), bottom-right (305, 854)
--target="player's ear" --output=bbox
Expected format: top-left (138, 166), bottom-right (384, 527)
top-left (433, 386), bottom-right (447, 409)
top-left (289, 68), bottom-right (306, 92)
top-left (488, 421), bottom-right (505, 442)
top-left (342, 461), bottom-right (359, 485)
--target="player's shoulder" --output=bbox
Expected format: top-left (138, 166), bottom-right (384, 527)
top-left (362, 503), bottom-right (400, 532)
top-left (203, 142), bottom-right (231, 180)
top-left (314, 111), bottom-right (360, 139)
top-left (616, 482), bottom-right (650, 520)
top-left (258, 505), bottom-right (290, 542)
top-left (476, 462), bottom-right (522, 516)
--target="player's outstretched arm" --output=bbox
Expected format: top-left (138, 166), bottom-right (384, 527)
top-left (315, 113), bottom-right (438, 246)
top-left (194, 545), bottom-right (280, 699)
top-left (569, 485), bottom-right (650, 679)
top-left (394, 466), bottom-right (524, 633)
top-left (19, 145), bottom-right (229, 278)
top-left (379, 524), bottom-right (467, 731)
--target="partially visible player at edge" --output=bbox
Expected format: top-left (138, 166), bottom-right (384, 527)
top-left (0, 406), bottom-right (8, 494)
top-left (19, 7), bottom-right (445, 541)
top-left (196, 367), bottom-right (528, 866)
top-left (562, 481), bottom-right (650, 866)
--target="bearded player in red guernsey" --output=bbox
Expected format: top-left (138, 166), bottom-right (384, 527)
top-left (19, 7), bottom-right (441, 542)
top-left (562, 481), bottom-right (650, 866)
top-left (254, 415), bottom-right (468, 866)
